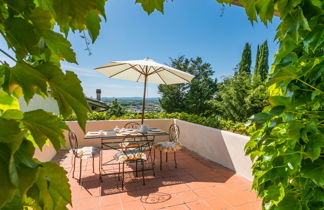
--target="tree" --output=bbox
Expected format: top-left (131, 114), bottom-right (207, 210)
top-left (210, 73), bottom-right (268, 122)
top-left (158, 57), bottom-right (189, 113)
top-left (158, 56), bottom-right (217, 115)
top-left (254, 41), bottom-right (269, 81)
top-left (106, 99), bottom-right (127, 117)
top-left (238, 43), bottom-right (252, 75)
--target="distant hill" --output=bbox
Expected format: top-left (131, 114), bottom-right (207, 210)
top-left (101, 97), bottom-right (160, 101)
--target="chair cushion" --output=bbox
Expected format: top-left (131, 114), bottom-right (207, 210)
top-left (75, 146), bottom-right (99, 159)
top-left (114, 150), bottom-right (147, 163)
top-left (154, 141), bottom-right (181, 152)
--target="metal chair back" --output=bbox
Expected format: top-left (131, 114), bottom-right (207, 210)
top-left (169, 124), bottom-right (180, 142)
top-left (121, 134), bottom-right (153, 159)
top-left (68, 131), bottom-right (79, 156)
top-left (124, 122), bottom-right (140, 129)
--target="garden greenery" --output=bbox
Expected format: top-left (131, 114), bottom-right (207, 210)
top-left (65, 112), bottom-right (248, 135)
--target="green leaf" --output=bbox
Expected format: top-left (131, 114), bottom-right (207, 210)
top-left (1, 109), bottom-right (24, 120)
top-left (44, 31), bottom-right (77, 63)
top-left (36, 162), bottom-right (71, 209)
top-left (0, 91), bottom-right (20, 111)
top-left (269, 96), bottom-right (291, 107)
top-left (52, 0), bottom-right (97, 29)
top-left (9, 62), bottom-right (48, 103)
top-left (242, 0), bottom-right (257, 22)
top-left (86, 10), bottom-right (101, 43)
top-left (136, 0), bottom-right (165, 14)
top-left (268, 66), bottom-right (297, 85)
top-left (301, 159), bottom-right (324, 185)
top-left (23, 110), bottom-right (67, 151)
top-left (30, 8), bottom-right (53, 34)
top-left (0, 119), bottom-right (25, 153)
top-left (37, 63), bottom-right (89, 131)
top-left (255, 0), bottom-right (274, 24)
top-left (4, 17), bottom-right (40, 59)
top-left (0, 143), bottom-right (16, 208)
top-left (275, 193), bottom-right (302, 210)
top-left (305, 133), bottom-right (324, 160)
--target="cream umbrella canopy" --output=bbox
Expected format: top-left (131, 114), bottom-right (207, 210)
top-left (95, 58), bottom-right (195, 124)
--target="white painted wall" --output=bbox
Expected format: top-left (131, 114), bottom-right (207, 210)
top-left (175, 120), bottom-right (253, 181)
top-left (19, 95), bottom-right (59, 114)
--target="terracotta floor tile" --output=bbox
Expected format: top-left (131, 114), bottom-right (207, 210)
top-left (54, 149), bottom-right (261, 210)
top-left (193, 188), bottom-right (219, 199)
top-left (122, 200), bottom-right (145, 210)
top-left (205, 198), bottom-right (232, 210)
top-left (164, 204), bottom-right (190, 210)
top-left (100, 193), bottom-right (120, 207)
top-left (176, 191), bottom-right (199, 203)
top-left (186, 200), bottom-right (212, 210)
top-left (73, 197), bottom-right (100, 210)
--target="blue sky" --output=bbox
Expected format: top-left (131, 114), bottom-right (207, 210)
top-left (1, 0), bottom-right (281, 98)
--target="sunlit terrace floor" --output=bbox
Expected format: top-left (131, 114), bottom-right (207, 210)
top-left (54, 148), bottom-right (261, 210)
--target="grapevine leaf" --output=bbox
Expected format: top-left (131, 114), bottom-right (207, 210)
top-left (243, 0), bottom-right (257, 22)
top-left (23, 110), bottom-right (67, 151)
top-left (0, 91), bottom-right (20, 111)
top-left (255, 0), bottom-right (274, 24)
top-left (30, 8), bottom-right (53, 34)
top-left (301, 159), bottom-right (324, 185)
top-left (276, 193), bottom-right (302, 210)
top-left (305, 133), bottom-right (324, 160)
top-left (0, 143), bottom-right (16, 208)
top-left (86, 10), bottom-right (101, 43)
top-left (52, 0), bottom-right (97, 29)
top-left (36, 162), bottom-right (71, 209)
top-left (135, 0), bottom-right (165, 14)
top-left (1, 109), bottom-right (24, 120)
top-left (44, 31), bottom-right (77, 63)
top-left (9, 62), bottom-right (48, 103)
top-left (0, 119), bottom-right (25, 153)
top-left (4, 17), bottom-right (40, 59)
top-left (37, 63), bottom-right (89, 131)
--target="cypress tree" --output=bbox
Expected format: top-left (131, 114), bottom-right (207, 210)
top-left (238, 43), bottom-right (252, 75)
top-left (259, 41), bottom-right (269, 81)
top-left (254, 45), bottom-right (261, 79)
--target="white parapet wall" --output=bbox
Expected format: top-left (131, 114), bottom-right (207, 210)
top-left (175, 119), bottom-right (253, 181)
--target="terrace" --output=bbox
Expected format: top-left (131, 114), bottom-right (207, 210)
top-left (35, 119), bottom-right (261, 210)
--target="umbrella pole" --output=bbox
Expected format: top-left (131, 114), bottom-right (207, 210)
top-left (141, 74), bottom-right (147, 124)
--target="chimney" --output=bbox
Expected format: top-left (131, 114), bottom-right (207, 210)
top-left (96, 89), bottom-right (101, 101)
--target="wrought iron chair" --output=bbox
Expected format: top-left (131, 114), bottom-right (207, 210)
top-left (124, 121), bottom-right (140, 129)
top-left (68, 131), bottom-right (99, 183)
top-left (154, 124), bottom-right (181, 170)
top-left (114, 134), bottom-right (154, 190)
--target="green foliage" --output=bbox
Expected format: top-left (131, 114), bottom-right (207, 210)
top-left (158, 56), bottom-right (217, 115)
top-left (0, 0), bottom-right (107, 208)
top-left (106, 99), bottom-right (127, 118)
top-left (210, 69), bottom-right (269, 122)
top-left (238, 43), bottom-right (252, 75)
top-left (67, 111), bottom-right (249, 136)
top-left (218, 0), bottom-right (324, 209)
top-left (254, 41), bottom-right (269, 81)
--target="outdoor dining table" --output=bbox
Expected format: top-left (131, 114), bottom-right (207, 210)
top-left (84, 128), bottom-right (169, 182)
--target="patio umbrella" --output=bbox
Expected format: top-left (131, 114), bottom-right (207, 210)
top-left (94, 58), bottom-right (195, 124)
